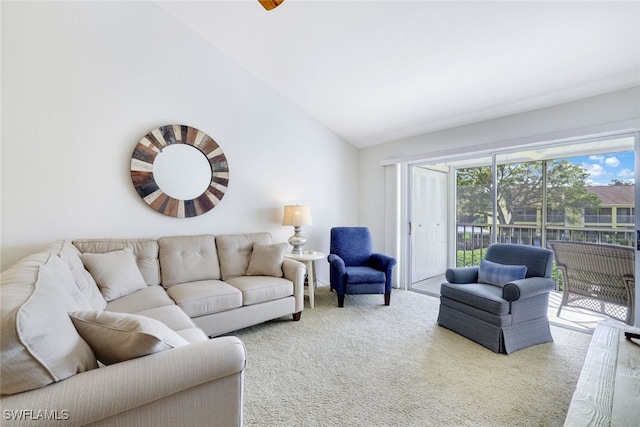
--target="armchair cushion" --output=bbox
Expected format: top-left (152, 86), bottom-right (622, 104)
top-left (440, 282), bottom-right (509, 315)
top-left (478, 259), bottom-right (527, 287)
top-left (345, 266), bottom-right (385, 284)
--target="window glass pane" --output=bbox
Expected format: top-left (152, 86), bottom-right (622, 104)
top-left (455, 166), bottom-right (492, 265)
top-left (494, 158), bottom-right (543, 246)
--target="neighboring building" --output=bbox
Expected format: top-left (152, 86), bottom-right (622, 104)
top-left (585, 185), bottom-right (635, 227)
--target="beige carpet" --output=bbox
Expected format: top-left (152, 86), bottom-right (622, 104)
top-left (231, 286), bottom-right (592, 426)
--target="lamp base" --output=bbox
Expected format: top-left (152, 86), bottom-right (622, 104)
top-left (288, 226), bottom-right (307, 254)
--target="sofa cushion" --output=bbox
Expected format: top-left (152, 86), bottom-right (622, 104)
top-left (246, 242), bottom-right (287, 278)
top-left (80, 248), bottom-right (148, 301)
top-left (1, 253), bottom-right (97, 395)
top-left (166, 280), bottom-right (243, 317)
top-left (158, 235), bottom-right (220, 287)
top-left (73, 238), bottom-right (161, 286)
top-left (225, 276), bottom-right (294, 306)
top-left (135, 305), bottom-right (198, 332)
top-left (105, 285), bottom-right (175, 314)
top-left (69, 311), bottom-right (190, 365)
top-left (216, 233), bottom-right (272, 280)
top-left (59, 241), bottom-right (107, 311)
top-left (176, 328), bottom-right (210, 343)
top-left (478, 259), bottom-right (527, 287)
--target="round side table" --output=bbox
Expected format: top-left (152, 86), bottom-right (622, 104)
top-left (283, 251), bottom-right (325, 308)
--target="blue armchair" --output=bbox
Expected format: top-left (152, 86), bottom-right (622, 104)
top-left (327, 227), bottom-right (396, 307)
top-left (438, 243), bottom-right (556, 354)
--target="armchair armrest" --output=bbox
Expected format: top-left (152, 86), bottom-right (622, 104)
top-left (370, 253), bottom-right (396, 271)
top-left (327, 254), bottom-right (346, 294)
top-left (327, 254), bottom-right (345, 272)
top-left (502, 277), bottom-right (556, 301)
top-left (283, 258), bottom-right (306, 314)
top-left (0, 336), bottom-right (246, 427)
top-left (445, 267), bottom-right (479, 284)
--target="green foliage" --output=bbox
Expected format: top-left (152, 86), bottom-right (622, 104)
top-left (456, 160), bottom-right (600, 225)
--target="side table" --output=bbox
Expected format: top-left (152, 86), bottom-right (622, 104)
top-left (284, 251), bottom-right (325, 309)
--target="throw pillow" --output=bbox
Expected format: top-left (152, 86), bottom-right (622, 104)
top-left (69, 311), bottom-right (189, 365)
top-left (246, 242), bottom-right (288, 277)
top-left (478, 259), bottom-right (527, 287)
top-left (1, 253), bottom-right (97, 395)
top-left (80, 248), bottom-right (147, 301)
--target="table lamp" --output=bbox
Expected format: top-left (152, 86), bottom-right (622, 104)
top-left (282, 205), bottom-right (313, 254)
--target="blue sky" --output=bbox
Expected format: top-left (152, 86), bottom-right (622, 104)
top-left (567, 151), bottom-right (635, 186)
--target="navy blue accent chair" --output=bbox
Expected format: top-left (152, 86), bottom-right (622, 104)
top-left (327, 227), bottom-right (396, 307)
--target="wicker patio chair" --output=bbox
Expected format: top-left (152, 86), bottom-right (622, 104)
top-left (549, 241), bottom-right (635, 325)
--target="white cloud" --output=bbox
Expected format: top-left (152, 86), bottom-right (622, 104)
top-left (605, 156), bottom-right (620, 167)
top-left (618, 168), bottom-right (634, 177)
top-left (583, 163), bottom-right (606, 177)
top-left (589, 155), bottom-right (605, 163)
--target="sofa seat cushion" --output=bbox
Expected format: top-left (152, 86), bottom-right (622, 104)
top-left (440, 282), bottom-right (510, 316)
top-left (1, 253), bottom-right (97, 395)
top-left (69, 311), bottom-right (190, 365)
top-left (166, 280), bottom-right (243, 317)
top-left (106, 286), bottom-right (174, 314)
top-left (176, 328), bottom-right (210, 343)
top-left (345, 266), bottom-right (386, 284)
top-left (135, 305), bottom-right (198, 332)
top-left (224, 276), bottom-right (294, 306)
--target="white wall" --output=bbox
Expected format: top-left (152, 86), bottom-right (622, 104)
top-left (0, 1), bottom-right (358, 279)
top-left (359, 87), bottom-right (640, 281)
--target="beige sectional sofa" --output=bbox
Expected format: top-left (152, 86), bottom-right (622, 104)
top-left (0, 233), bottom-right (306, 426)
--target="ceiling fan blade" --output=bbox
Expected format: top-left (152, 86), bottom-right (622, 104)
top-left (259, 0), bottom-right (285, 11)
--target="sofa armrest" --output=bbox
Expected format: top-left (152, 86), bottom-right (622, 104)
top-left (445, 267), bottom-right (479, 284)
top-left (283, 258), bottom-right (306, 314)
top-left (0, 337), bottom-right (246, 427)
top-left (502, 277), bottom-right (556, 301)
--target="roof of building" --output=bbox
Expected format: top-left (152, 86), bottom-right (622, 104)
top-left (587, 185), bottom-right (635, 206)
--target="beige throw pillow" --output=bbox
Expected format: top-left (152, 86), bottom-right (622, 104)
top-left (1, 253), bottom-right (98, 395)
top-left (80, 248), bottom-right (147, 301)
top-left (69, 311), bottom-right (189, 365)
top-left (246, 242), bottom-right (288, 278)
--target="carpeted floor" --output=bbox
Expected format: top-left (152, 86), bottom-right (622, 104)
top-left (230, 286), bottom-right (592, 426)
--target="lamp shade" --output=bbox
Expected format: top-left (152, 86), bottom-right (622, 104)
top-left (282, 205), bottom-right (313, 226)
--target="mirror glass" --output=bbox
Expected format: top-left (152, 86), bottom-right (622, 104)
top-left (153, 144), bottom-right (212, 200)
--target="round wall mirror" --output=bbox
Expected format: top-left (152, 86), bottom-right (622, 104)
top-left (130, 124), bottom-right (229, 217)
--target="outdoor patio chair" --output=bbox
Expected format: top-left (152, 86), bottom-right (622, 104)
top-left (549, 241), bottom-right (635, 325)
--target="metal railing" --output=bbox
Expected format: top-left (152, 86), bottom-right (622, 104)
top-left (456, 222), bottom-right (635, 289)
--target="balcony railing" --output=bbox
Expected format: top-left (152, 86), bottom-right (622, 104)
top-left (456, 222), bottom-right (635, 289)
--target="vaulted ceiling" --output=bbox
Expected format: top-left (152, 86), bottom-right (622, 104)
top-left (158, 0), bottom-right (640, 148)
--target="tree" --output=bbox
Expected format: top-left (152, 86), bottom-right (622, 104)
top-left (457, 160), bottom-right (600, 225)
top-left (609, 179), bottom-right (634, 186)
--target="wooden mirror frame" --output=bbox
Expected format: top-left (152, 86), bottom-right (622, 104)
top-left (130, 124), bottom-right (229, 217)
